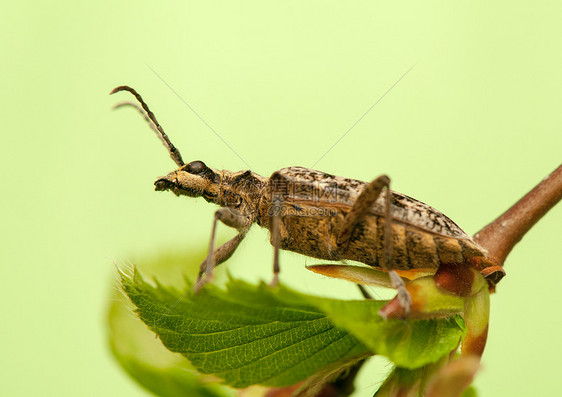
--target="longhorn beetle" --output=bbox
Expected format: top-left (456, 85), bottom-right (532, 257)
top-left (111, 85), bottom-right (505, 315)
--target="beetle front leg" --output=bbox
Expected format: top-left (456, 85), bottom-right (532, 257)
top-left (194, 208), bottom-right (251, 292)
top-left (337, 175), bottom-right (412, 315)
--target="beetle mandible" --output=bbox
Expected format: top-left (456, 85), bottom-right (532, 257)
top-left (111, 85), bottom-right (504, 315)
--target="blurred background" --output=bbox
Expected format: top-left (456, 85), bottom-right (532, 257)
top-left (1, 1), bottom-right (561, 395)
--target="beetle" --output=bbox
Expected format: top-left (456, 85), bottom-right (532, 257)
top-left (111, 85), bottom-right (504, 314)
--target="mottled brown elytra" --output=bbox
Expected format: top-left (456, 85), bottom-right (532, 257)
top-left (111, 85), bottom-right (504, 316)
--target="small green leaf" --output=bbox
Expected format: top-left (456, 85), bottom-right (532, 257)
top-left (373, 356), bottom-right (480, 397)
top-left (462, 386), bottom-right (478, 397)
top-left (374, 356), bottom-right (448, 397)
top-left (306, 295), bottom-right (465, 369)
top-left (121, 267), bottom-right (466, 389)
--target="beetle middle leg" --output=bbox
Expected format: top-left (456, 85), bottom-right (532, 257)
top-left (337, 175), bottom-right (412, 315)
top-left (270, 195), bottom-right (283, 287)
top-left (194, 208), bottom-right (251, 292)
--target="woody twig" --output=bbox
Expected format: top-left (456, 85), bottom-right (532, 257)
top-left (474, 163), bottom-right (562, 266)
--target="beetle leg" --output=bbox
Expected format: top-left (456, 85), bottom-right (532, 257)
top-left (357, 284), bottom-right (373, 299)
top-left (337, 175), bottom-right (390, 247)
top-left (270, 195), bottom-right (283, 287)
top-left (194, 208), bottom-right (251, 292)
top-left (194, 233), bottom-right (246, 290)
top-left (337, 174), bottom-right (412, 315)
top-left (389, 271), bottom-right (412, 316)
top-left (307, 264), bottom-right (395, 288)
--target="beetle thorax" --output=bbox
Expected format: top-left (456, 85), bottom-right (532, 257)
top-left (218, 170), bottom-right (268, 219)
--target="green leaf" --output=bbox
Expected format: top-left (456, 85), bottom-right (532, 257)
top-left (120, 267), bottom-right (466, 389)
top-left (108, 278), bottom-right (235, 397)
top-left (107, 251), bottom-right (235, 397)
top-left (122, 271), bottom-right (367, 388)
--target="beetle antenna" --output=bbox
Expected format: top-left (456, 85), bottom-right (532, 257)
top-left (113, 101), bottom-right (163, 140)
top-left (111, 86), bottom-right (185, 167)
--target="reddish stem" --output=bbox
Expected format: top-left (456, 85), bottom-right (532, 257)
top-left (474, 164), bottom-right (562, 266)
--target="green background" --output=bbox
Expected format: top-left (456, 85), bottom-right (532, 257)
top-left (2, 1), bottom-right (561, 395)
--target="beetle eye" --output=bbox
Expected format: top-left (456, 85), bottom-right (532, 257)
top-left (186, 160), bottom-right (206, 174)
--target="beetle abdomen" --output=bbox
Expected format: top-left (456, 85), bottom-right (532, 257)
top-left (276, 211), bottom-right (486, 270)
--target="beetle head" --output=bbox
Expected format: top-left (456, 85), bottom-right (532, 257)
top-left (155, 160), bottom-right (220, 202)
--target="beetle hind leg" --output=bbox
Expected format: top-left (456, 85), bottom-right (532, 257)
top-left (337, 174), bottom-right (412, 315)
top-left (388, 270), bottom-right (412, 316)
